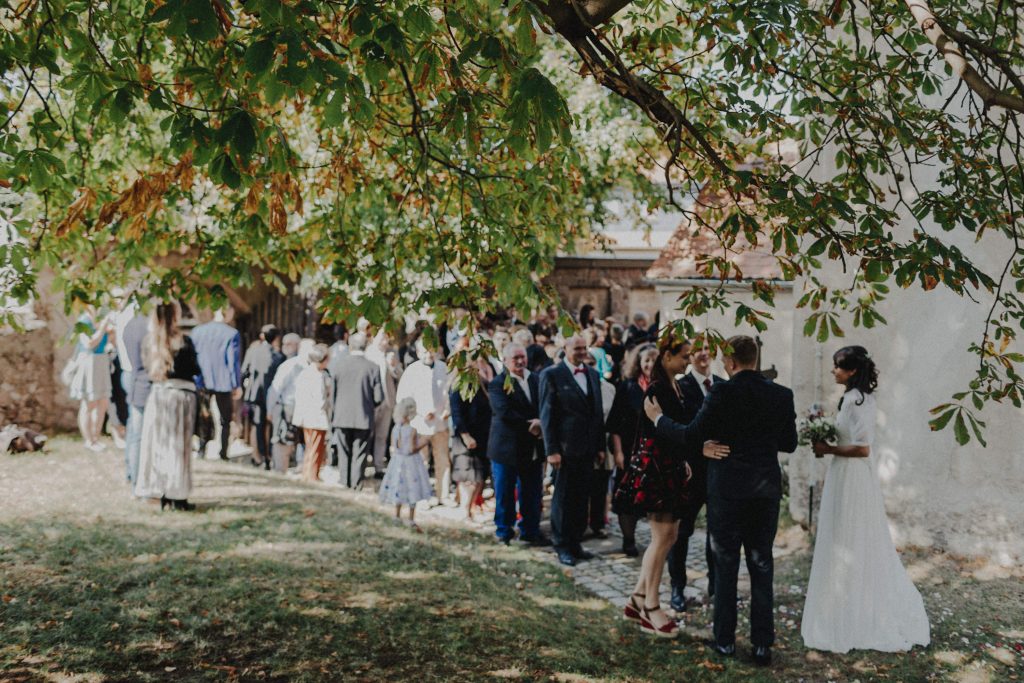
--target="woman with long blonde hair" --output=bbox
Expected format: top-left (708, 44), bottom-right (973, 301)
top-left (134, 302), bottom-right (202, 510)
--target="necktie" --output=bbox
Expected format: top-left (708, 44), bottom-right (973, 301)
top-left (703, 378), bottom-right (712, 393)
top-left (574, 366), bottom-right (587, 375)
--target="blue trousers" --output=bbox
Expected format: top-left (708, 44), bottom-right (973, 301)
top-left (125, 405), bottom-right (144, 489)
top-left (491, 459), bottom-right (544, 541)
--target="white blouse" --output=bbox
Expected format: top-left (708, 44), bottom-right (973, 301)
top-left (291, 365), bottom-right (330, 430)
top-left (836, 389), bottom-right (876, 450)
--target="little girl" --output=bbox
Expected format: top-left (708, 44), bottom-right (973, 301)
top-left (379, 398), bottom-right (433, 530)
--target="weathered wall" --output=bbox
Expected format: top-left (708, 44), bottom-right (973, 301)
top-left (547, 257), bottom-right (656, 321)
top-left (0, 273), bottom-right (78, 431)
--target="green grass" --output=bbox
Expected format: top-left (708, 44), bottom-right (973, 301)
top-left (1, 436), bottom-right (1021, 682)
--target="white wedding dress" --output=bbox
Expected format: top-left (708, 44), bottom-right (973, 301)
top-left (801, 389), bottom-right (930, 653)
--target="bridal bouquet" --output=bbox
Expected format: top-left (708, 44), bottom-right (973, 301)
top-left (798, 403), bottom-right (838, 447)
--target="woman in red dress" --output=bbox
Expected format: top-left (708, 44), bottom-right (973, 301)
top-left (614, 334), bottom-right (693, 638)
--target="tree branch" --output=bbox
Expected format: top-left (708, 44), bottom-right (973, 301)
top-left (906, 0), bottom-right (1024, 113)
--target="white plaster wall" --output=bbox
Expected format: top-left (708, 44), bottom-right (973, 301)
top-left (782, 127), bottom-right (1024, 565)
top-left (657, 284), bottom-right (795, 386)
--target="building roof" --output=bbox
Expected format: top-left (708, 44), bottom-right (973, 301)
top-left (646, 184), bottom-right (785, 282)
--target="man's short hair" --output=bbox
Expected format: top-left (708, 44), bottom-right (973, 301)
top-left (308, 343), bottom-right (329, 365)
top-left (512, 329), bottom-right (534, 346)
top-left (502, 342), bottom-right (526, 360)
top-left (348, 332), bottom-right (368, 352)
top-left (261, 324), bottom-right (280, 344)
top-left (282, 332), bottom-right (301, 348)
top-left (726, 335), bottom-right (758, 367)
top-left (633, 311), bottom-right (648, 323)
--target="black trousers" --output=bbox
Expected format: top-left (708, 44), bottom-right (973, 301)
top-left (667, 474), bottom-right (714, 592)
top-left (198, 390), bottom-right (233, 460)
top-left (588, 468), bottom-right (611, 532)
top-left (550, 457), bottom-right (593, 551)
top-left (334, 427), bottom-right (371, 488)
top-left (707, 495), bottom-right (779, 648)
top-left (245, 400), bottom-right (268, 460)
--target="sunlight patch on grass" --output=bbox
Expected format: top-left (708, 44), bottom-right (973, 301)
top-left (986, 647), bottom-right (1017, 666)
top-left (934, 650), bottom-right (968, 666)
top-left (552, 672), bottom-right (614, 683)
top-left (125, 637), bottom-right (180, 653)
top-left (488, 667), bottom-right (524, 679)
top-left (528, 595), bottom-right (606, 611)
top-left (340, 591), bottom-right (390, 609)
top-left (952, 664), bottom-right (994, 683)
top-left (385, 570), bottom-right (441, 581)
top-left (222, 540), bottom-right (349, 559)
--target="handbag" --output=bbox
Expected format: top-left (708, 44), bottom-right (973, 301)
top-left (60, 354), bottom-right (81, 386)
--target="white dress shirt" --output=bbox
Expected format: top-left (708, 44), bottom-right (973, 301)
top-left (564, 359), bottom-right (589, 394)
top-left (511, 369), bottom-right (532, 401)
top-left (690, 366), bottom-right (713, 397)
top-left (395, 359), bottom-right (450, 435)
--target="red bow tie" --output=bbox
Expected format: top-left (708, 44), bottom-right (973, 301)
top-left (574, 366), bottom-right (587, 375)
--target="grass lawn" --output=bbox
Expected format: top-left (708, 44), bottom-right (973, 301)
top-left (0, 436), bottom-right (1021, 682)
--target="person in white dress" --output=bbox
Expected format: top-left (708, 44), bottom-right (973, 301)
top-left (802, 345), bottom-right (930, 653)
top-left (379, 398), bottom-right (433, 530)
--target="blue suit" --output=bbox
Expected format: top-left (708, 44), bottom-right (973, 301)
top-left (189, 320), bottom-right (241, 460)
top-left (486, 371), bottom-right (544, 542)
top-left (190, 321), bottom-right (241, 392)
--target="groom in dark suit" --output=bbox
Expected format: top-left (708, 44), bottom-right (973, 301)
top-left (487, 343), bottom-right (548, 546)
top-left (645, 335), bottom-right (796, 667)
top-left (669, 346), bottom-right (726, 612)
top-left (539, 335), bottom-right (606, 567)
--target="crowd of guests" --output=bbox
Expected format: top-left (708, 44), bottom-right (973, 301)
top-left (64, 299), bottom-right (935, 664)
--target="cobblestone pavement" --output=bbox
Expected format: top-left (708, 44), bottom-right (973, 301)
top-left (304, 459), bottom-right (750, 617)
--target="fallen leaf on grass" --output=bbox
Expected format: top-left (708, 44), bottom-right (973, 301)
top-left (697, 659), bottom-right (724, 671)
top-left (303, 509), bottom-right (316, 517)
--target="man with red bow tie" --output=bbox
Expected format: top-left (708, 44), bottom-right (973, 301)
top-left (539, 335), bottom-right (607, 566)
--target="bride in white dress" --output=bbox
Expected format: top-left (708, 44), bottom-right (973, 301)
top-left (801, 346), bottom-right (930, 653)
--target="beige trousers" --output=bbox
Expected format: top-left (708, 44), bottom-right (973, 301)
top-left (424, 430), bottom-right (451, 500)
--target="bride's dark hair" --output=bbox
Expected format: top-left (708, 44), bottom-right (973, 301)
top-left (834, 345), bottom-right (878, 406)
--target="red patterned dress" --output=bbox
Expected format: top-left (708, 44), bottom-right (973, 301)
top-left (613, 380), bottom-right (692, 519)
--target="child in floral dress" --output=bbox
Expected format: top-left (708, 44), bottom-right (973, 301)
top-left (379, 398), bottom-right (433, 530)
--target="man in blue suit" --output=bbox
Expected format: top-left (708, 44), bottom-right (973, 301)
top-left (644, 335), bottom-right (797, 667)
top-left (487, 343), bottom-right (548, 546)
top-left (539, 335), bottom-right (606, 567)
top-left (190, 306), bottom-right (242, 460)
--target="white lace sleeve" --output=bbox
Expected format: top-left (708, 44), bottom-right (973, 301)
top-left (845, 391), bottom-right (877, 447)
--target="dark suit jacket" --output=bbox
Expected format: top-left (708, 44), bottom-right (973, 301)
top-left (122, 314), bottom-right (151, 409)
top-left (329, 353), bottom-right (384, 430)
top-left (450, 386), bottom-right (493, 452)
top-left (678, 372), bottom-right (726, 474)
top-left (486, 371), bottom-right (541, 466)
top-left (655, 369), bottom-right (797, 500)
top-left (538, 362), bottom-right (605, 460)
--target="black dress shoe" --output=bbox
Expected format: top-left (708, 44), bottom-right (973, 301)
top-left (496, 535), bottom-right (513, 546)
top-left (590, 528), bottom-right (609, 539)
top-left (519, 534), bottom-right (552, 547)
top-left (571, 547), bottom-right (595, 561)
top-left (704, 639), bottom-right (736, 657)
top-left (621, 542), bottom-right (639, 557)
top-left (670, 586), bottom-right (686, 613)
top-left (556, 549), bottom-right (577, 566)
top-left (752, 645), bottom-right (772, 667)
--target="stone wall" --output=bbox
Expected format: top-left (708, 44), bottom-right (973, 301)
top-left (0, 317), bottom-right (77, 432)
top-left (547, 257), bottom-right (657, 321)
top-left (0, 272), bottom-right (78, 432)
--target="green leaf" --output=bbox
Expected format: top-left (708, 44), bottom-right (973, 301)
top-left (184, 0), bottom-right (220, 42)
top-left (928, 408), bottom-right (955, 431)
top-left (953, 411), bottom-right (969, 445)
top-left (245, 39), bottom-right (276, 74)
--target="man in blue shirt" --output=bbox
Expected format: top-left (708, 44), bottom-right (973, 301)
top-left (190, 306), bottom-right (242, 460)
